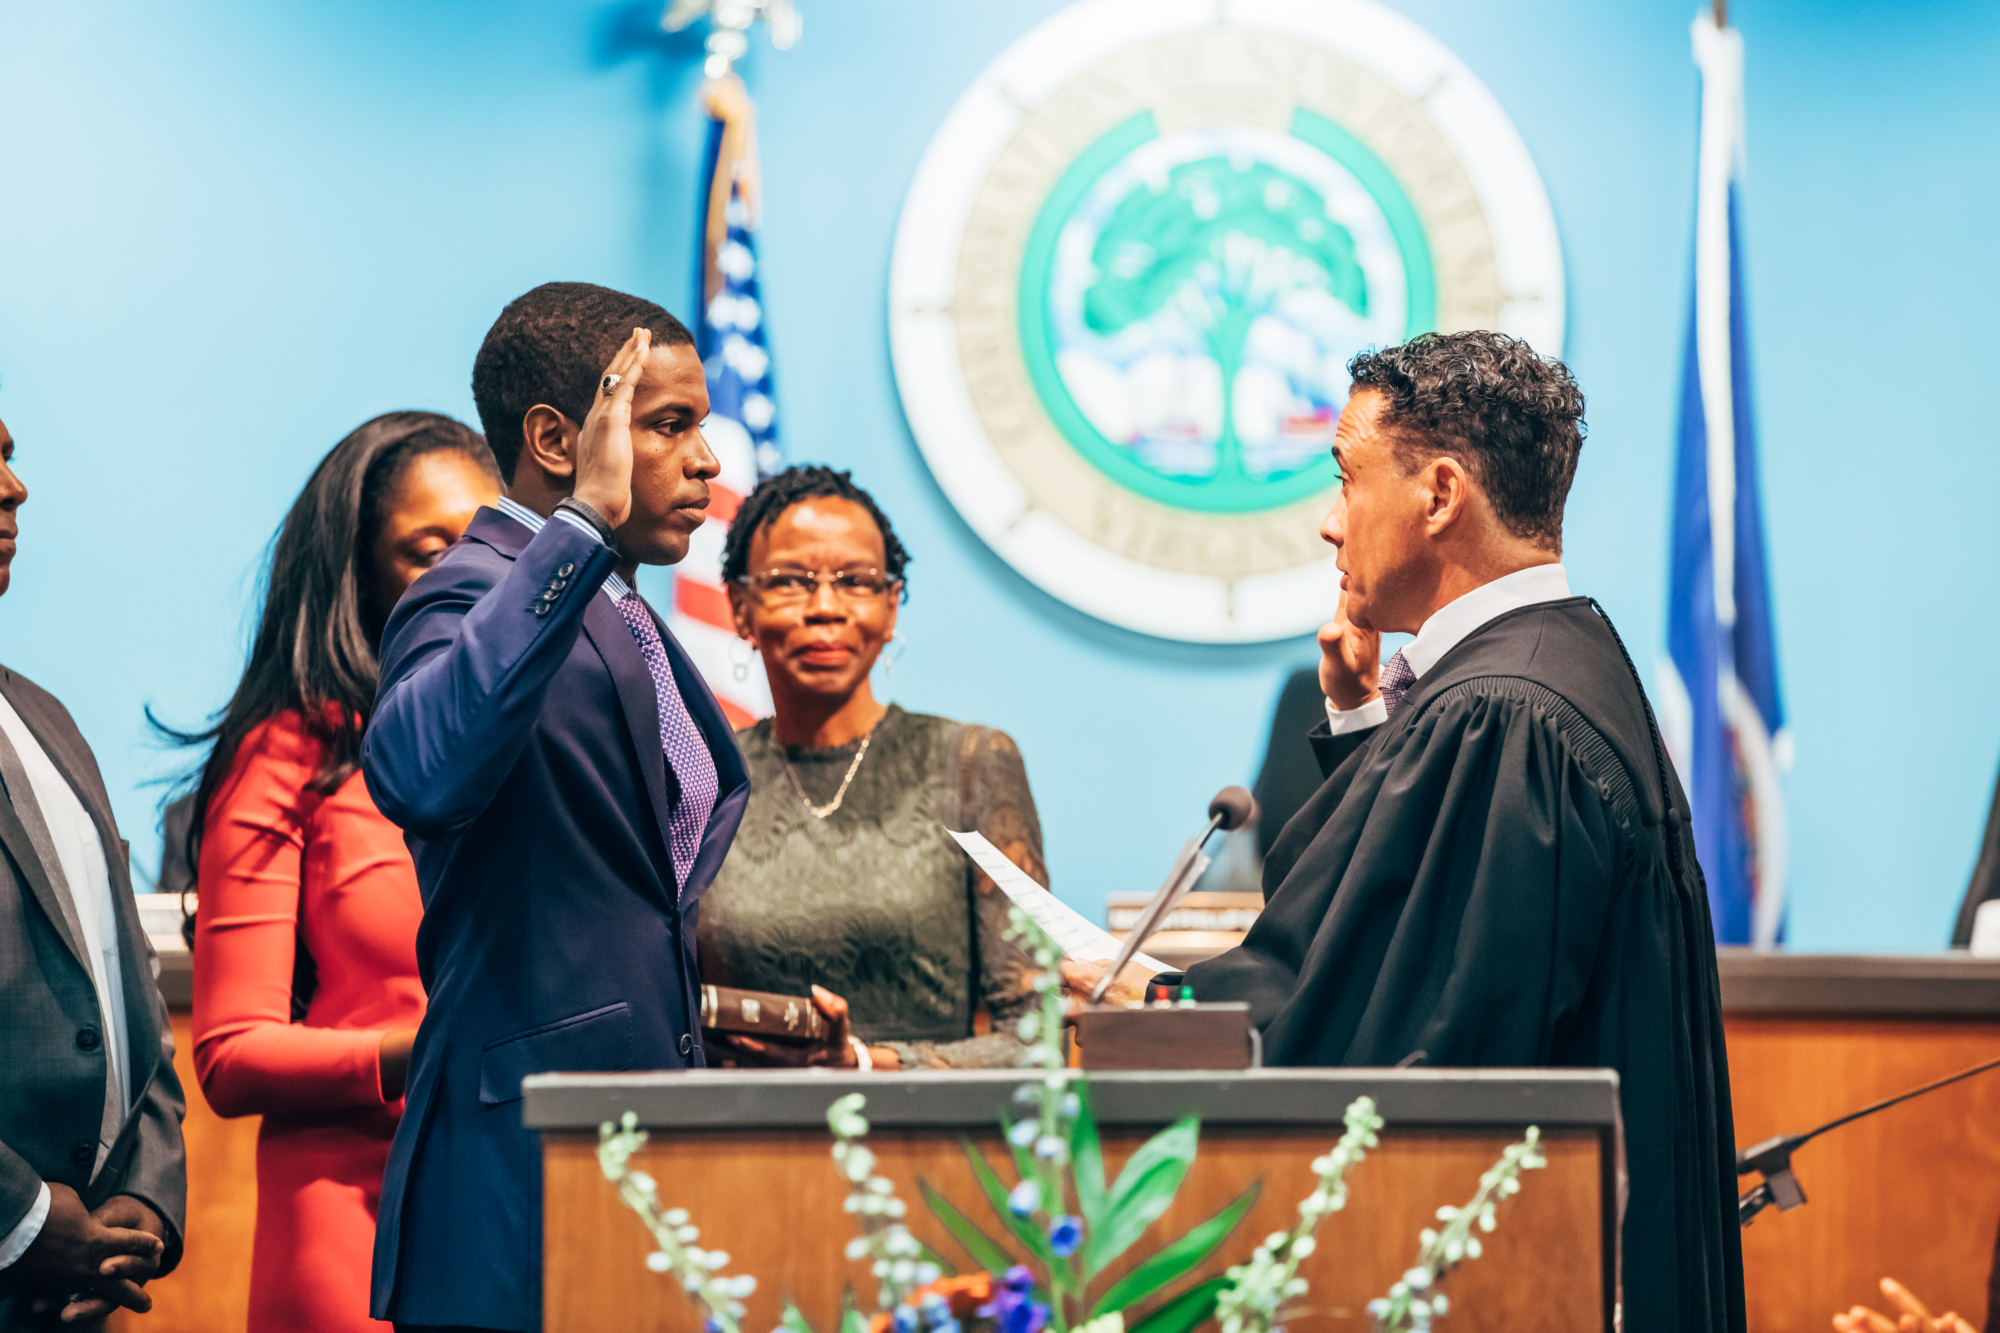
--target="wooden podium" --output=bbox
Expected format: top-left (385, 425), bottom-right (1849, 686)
top-left (129, 945), bottom-right (2000, 1332)
top-left (1720, 951), bottom-right (2000, 1331)
top-left (525, 1069), bottom-right (1623, 1333)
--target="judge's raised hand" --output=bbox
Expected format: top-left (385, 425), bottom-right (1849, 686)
top-left (570, 326), bottom-right (652, 530)
top-left (1318, 592), bottom-right (1382, 712)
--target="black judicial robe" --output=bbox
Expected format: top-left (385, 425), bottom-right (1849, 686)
top-left (1189, 599), bottom-right (1745, 1333)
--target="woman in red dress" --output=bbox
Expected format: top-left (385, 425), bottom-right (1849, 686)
top-left (173, 412), bottom-right (500, 1332)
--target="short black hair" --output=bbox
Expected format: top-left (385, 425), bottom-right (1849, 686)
top-left (720, 464), bottom-right (911, 595)
top-left (471, 281), bottom-right (695, 481)
top-left (1347, 330), bottom-right (1585, 551)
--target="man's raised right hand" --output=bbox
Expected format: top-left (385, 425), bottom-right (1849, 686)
top-left (570, 326), bottom-right (652, 531)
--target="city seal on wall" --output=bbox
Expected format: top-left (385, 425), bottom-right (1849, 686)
top-left (889, 0), bottom-right (1565, 642)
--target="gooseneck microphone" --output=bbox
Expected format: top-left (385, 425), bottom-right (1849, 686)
top-left (1737, 1052), bottom-right (2000, 1227)
top-left (1088, 785), bottom-right (1258, 1004)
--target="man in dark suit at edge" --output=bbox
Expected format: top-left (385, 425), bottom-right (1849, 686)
top-left (1068, 332), bottom-right (1745, 1333)
top-left (361, 284), bottom-right (749, 1333)
top-left (0, 409), bottom-right (187, 1330)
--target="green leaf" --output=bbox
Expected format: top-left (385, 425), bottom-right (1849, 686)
top-left (838, 1304), bottom-right (871, 1333)
top-left (1083, 1115), bottom-right (1200, 1278)
top-left (961, 1136), bottom-right (1063, 1278)
top-left (913, 1236), bottom-right (957, 1279)
top-left (1125, 1275), bottom-right (1229, 1333)
top-left (1070, 1085), bottom-right (1106, 1232)
top-left (919, 1176), bottom-right (1014, 1276)
top-left (1088, 1181), bottom-right (1258, 1319)
top-left (777, 1303), bottom-right (817, 1333)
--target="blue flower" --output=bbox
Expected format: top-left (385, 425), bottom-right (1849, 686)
top-left (892, 1305), bottom-right (921, 1333)
top-left (1007, 1180), bottom-right (1041, 1216)
top-left (1048, 1215), bottom-right (1083, 1258)
top-left (978, 1266), bottom-right (1050, 1333)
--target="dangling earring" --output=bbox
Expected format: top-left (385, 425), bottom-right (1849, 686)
top-left (875, 632), bottom-right (908, 677)
top-left (728, 637), bottom-right (758, 682)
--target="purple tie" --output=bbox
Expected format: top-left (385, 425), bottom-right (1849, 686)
top-left (1379, 649), bottom-right (1416, 717)
top-left (616, 591), bottom-right (719, 898)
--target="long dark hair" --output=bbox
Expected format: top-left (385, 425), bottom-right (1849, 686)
top-left (155, 410), bottom-right (493, 882)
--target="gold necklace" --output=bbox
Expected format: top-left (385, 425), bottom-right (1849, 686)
top-left (781, 729), bottom-right (874, 819)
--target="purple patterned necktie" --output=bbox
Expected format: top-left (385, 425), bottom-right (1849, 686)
top-left (616, 591), bottom-right (719, 898)
top-left (1379, 649), bottom-right (1416, 717)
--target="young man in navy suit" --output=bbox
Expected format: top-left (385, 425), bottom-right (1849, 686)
top-left (361, 283), bottom-right (750, 1333)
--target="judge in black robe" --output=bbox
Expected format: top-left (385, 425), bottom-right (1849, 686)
top-left (1192, 598), bottom-right (1742, 1333)
top-left (1067, 332), bottom-right (1745, 1333)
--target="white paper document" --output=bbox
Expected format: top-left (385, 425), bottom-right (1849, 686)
top-left (947, 829), bottom-right (1171, 974)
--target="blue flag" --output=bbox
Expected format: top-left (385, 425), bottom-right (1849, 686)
top-left (1662, 13), bottom-right (1790, 947)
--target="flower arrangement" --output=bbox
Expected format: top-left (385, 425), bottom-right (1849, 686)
top-left (598, 907), bottom-right (1546, 1333)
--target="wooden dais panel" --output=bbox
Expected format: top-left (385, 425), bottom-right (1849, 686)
top-left (1728, 1015), bottom-right (2000, 1333)
top-left (544, 1125), bottom-right (1603, 1333)
top-left (111, 1012), bottom-right (261, 1333)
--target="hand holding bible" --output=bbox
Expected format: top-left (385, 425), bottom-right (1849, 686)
top-left (709, 984), bottom-right (864, 1068)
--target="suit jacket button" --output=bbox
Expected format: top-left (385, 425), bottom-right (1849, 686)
top-left (679, 1033), bottom-right (694, 1057)
top-left (558, 563), bottom-right (575, 577)
top-left (70, 1141), bottom-right (94, 1168)
top-left (76, 1026), bottom-right (101, 1051)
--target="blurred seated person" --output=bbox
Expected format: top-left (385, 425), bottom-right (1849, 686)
top-left (1950, 756), bottom-right (2000, 946)
top-left (1250, 666), bottom-right (1330, 865)
top-left (699, 465), bottom-right (1041, 1071)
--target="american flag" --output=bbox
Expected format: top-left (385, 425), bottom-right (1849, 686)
top-left (671, 78), bottom-right (781, 729)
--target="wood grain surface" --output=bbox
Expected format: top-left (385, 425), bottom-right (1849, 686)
top-left (118, 1004), bottom-right (2000, 1333)
top-left (110, 1011), bottom-right (260, 1333)
top-left (543, 1125), bottom-right (1604, 1332)
top-left (1727, 1014), bottom-right (2000, 1333)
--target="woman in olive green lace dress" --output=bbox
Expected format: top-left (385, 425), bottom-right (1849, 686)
top-left (699, 465), bottom-right (1044, 1071)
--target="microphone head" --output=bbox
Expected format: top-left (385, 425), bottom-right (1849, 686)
top-left (1208, 785), bottom-right (1257, 832)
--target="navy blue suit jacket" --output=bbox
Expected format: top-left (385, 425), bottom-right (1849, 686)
top-left (361, 507), bottom-right (748, 1331)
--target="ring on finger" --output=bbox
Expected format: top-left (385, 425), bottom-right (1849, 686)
top-left (600, 373), bottom-right (622, 394)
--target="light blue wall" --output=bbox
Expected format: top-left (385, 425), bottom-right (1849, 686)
top-left (1, 0), bottom-right (1994, 950)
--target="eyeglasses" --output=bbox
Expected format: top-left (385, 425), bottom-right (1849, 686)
top-left (738, 567), bottom-right (897, 605)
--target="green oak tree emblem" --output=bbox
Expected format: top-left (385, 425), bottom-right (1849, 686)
top-left (1082, 157), bottom-right (1368, 487)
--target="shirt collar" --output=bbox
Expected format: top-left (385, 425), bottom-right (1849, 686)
top-left (495, 495), bottom-right (632, 602)
top-left (1401, 563), bottom-right (1572, 680)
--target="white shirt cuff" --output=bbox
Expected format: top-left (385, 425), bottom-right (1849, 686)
top-left (0, 1182), bottom-right (51, 1269)
top-left (1324, 695), bottom-right (1388, 736)
top-left (549, 508), bottom-right (608, 543)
